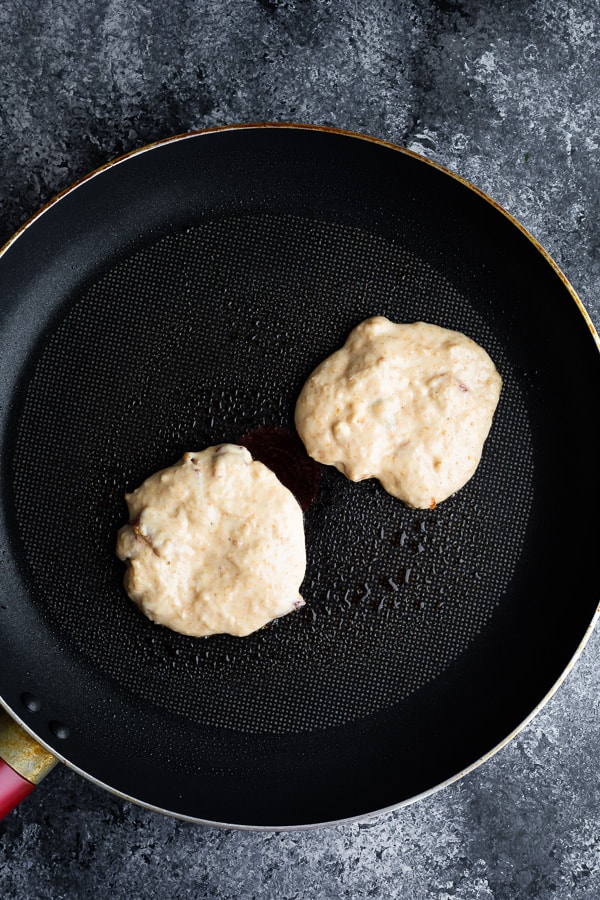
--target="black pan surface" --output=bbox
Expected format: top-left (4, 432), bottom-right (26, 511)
top-left (0, 124), bottom-right (598, 828)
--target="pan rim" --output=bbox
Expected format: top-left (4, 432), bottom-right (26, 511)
top-left (1, 599), bottom-right (598, 831)
top-left (1, 121), bottom-right (599, 828)
top-left (1, 121), bottom-right (598, 355)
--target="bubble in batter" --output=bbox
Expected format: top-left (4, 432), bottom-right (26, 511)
top-left (295, 316), bottom-right (502, 509)
top-left (116, 444), bottom-right (306, 637)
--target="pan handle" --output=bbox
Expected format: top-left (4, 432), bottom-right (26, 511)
top-left (0, 708), bottom-right (58, 819)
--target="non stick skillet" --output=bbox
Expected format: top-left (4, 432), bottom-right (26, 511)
top-left (0, 124), bottom-right (598, 829)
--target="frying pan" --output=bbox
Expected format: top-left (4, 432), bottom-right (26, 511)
top-left (0, 124), bottom-right (598, 829)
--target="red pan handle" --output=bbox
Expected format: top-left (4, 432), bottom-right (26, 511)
top-left (0, 708), bottom-right (58, 819)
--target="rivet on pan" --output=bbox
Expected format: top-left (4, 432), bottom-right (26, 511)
top-left (49, 721), bottom-right (70, 740)
top-left (21, 692), bottom-right (41, 713)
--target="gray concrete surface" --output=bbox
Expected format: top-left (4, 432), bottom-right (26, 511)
top-left (0, 1), bottom-right (598, 898)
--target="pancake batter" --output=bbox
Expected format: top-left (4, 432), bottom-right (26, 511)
top-left (295, 316), bottom-right (502, 509)
top-left (116, 444), bottom-right (306, 637)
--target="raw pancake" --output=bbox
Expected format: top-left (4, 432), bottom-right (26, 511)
top-left (295, 316), bottom-right (502, 509)
top-left (116, 444), bottom-right (306, 637)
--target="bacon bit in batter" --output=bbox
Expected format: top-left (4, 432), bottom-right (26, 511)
top-left (132, 518), bottom-right (160, 557)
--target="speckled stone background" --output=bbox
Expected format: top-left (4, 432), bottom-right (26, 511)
top-left (0, 1), bottom-right (599, 898)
